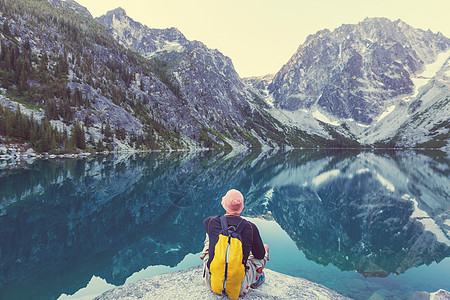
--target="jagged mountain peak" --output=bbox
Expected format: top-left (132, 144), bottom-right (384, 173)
top-left (269, 17), bottom-right (450, 125)
top-left (361, 16), bottom-right (397, 25)
top-left (98, 7), bottom-right (186, 40)
top-left (97, 10), bottom-right (238, 84)
top-left (105, 7), bottom-right (127, 17)
top-left (100, 7), bottom-right (185, 40)
top-left (96, 8), bottom-right (188, 55)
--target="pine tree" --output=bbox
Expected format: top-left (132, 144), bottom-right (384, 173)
top-left (104, 119), bottom-right (112, 141)
top-left (38, 121), bottom-right (51, 152)
top-left (2, 20), bottom-right (10, 35)
top-left (64, 128), bottom-right (75, 152)
top-left (30, 118), bottom-right (38, 143)
top-left (18, 65), bottom-right (28, 94)
top-left (23, 38), bottom-right (31, 51)
top-left (71, 122), bottom-right (86, 150)
top-left (50, 131), bottom-right (57, 149)
top-left (45, 99), bottom-right (58, 120)
top-left (39, 52), bottom-right (48, 84)
top-left (84, 114), bottom-right (91, 127)
top-left (74, 88), bottom-right (82, 106)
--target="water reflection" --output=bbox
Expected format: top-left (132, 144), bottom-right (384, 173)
top-left (0, 150), bottom-right (449, 299)
top-left (269, 152), bottom-right (450, 278)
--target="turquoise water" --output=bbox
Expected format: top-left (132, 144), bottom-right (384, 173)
top-left (0, 150), bottom-right (449, 299)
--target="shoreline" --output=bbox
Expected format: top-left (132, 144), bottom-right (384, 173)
top-left (93, 265), bottom-right (450, 300)
top-left (1, 141), bottom-right (448, 171)
top-left (1, 141), bottom-right (448, 160)
top-left (94, 265), bottom-right (351, 300)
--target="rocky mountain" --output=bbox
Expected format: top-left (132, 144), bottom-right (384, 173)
top-left (96, 8), bottom-right (331, 149)
top-left (269, 17), bottom-right (450, 123)
top-left (0, 0), bottom-right (337, 153)
top-left (365, 61), bottom-right (450, 148)
top-left (0, 0), bottom-right (448, 151)
top-left (264, 17), bottom-right (450, 148)
top-left (0, 0), bottom-right (189, 151)
top-left (96, 8), bottom-right (250, 140)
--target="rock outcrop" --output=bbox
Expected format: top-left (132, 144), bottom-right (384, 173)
top-left (410, 289), bottom-right (450, 300)
top-left (95, 265), bottom-right (350, 300)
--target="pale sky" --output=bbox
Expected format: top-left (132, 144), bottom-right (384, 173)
top-left (76, 0), bottom-right (450, 78)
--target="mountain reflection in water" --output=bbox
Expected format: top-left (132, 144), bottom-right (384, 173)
top-left (0, 150), bottom-right (449, 300)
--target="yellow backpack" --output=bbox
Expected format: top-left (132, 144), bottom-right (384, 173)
top-left (209, 216), bottom-right (247, 300)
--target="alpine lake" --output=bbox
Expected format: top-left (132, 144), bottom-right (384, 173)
top-left (0, 149), bottom-right (449, 300)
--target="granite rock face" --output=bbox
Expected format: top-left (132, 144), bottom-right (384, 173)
top-left (96, 7), bottom-right (253, 137)
top-left (268, 17), bottom-right (450, 125)
top-left (96, 8), bottom-right (251, 143)
top-left (96, 8), bottom-right (188, 57)
top-left (96, 8), bottom-right (328, 148)
top-left (95, 265), bottom-right (351, 300)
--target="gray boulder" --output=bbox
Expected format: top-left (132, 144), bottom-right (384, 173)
top-left (95, 265), bottom-right (350, 300)
top-left (410, 289), bottom-right (450, 300)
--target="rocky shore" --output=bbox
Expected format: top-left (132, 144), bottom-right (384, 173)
top-left (0, 141), bottom-right (196, 170)
top-left (0, 142), bottom-right (96, 159)
top-left (94, 265), bottom-right (450, 300)
top-left (95, 265), bottom-right (350, 300)
top-left (0, 142), bottom-right (101, 169)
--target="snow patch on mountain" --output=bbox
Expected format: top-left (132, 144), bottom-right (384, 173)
top-left (143, 41), bottom-right (185, 59)
top-left (358, 74), bottom-right (449, 146)
top-left (312, 109), bottom-right (340, 126)
top-left (312, 169), bottom-right (340, 187)
top-left (409, 48), bottom-right (450, 100)
top-left (356, 168), bottom-right (370, 174)
top-left (376, 105), bottom-right (396, 123)
top-left (267, 108), bottom-right (332, 139)
top-left (394, 81), bottom-right (450, 147)
top-left (403, 194), bottom-right (450, 246)
top-left (268, 157), bottom-right (334, 188)
top-left (376, 173), bottom-right (395, 192)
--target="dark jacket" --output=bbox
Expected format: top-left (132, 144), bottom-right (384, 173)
top-left (204, 215), bottom-right (265, 269)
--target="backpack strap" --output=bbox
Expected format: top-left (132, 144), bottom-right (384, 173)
top-left (235, 219), bottom-right (247, 235)
top-left (219, 215), bottom-right (229, 235)
top-left (221, 215), bottom-right (248, 235)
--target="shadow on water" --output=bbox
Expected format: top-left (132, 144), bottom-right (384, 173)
top-left (0, 149), bottom-right (449, 299)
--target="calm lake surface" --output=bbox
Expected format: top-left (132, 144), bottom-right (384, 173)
top-left (0, 149), bottom-right (449, 300)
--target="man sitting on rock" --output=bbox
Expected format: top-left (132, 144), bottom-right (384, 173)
top-left (201, 189), bottom-right (269, 298)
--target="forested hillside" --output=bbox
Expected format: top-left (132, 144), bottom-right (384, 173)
top-left (0, 0), bottom-right (333, 154)
top-left (0, 0), bottom-right (195, 152)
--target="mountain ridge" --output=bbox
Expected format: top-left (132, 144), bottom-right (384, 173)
top-left (0, 1), bottom-right (448, 152)
top-left (268, 17), bottom-right (450, 122)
